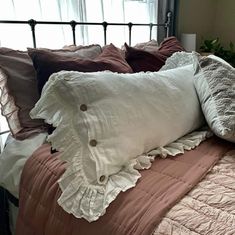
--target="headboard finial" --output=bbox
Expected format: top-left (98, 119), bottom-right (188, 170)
top-left (70, 20), bottom-right (77, 45)
top-left (165, 11), bottom-right (172, 38)
top-left (28, 19), bottom-right (37, 48)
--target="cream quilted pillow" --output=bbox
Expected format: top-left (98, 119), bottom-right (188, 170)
top-left (30, 66), bottom-right (204, 221)
top-left (193, 53), bottom-right (235, 142)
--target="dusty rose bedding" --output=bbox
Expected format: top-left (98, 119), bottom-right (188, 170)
top-left (15, 137), bottom-right (234, 235)
top-left (154, 150), bottom-right (235, 234)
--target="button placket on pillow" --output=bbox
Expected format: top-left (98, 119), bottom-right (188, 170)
top-left (88, 138), bottom-right (107, 184)
top-left (99, 175), bottom-right (106, 183)
top-left (89, 139), bottom-right (97, 147)
top-left (80, 104), bottom-right (88, 111)
top-left (79, 103), bottom-right (108, 185)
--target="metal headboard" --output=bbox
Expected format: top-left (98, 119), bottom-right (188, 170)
top-left (0, 11), bottom-right (172, 48)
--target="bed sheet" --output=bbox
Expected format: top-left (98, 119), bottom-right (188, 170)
top-left (0, 133), bottom-right (47, 235)
top-left (0, 132), bottom-right (47, 198)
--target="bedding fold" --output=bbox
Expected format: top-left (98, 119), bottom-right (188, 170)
top-left (16, 136), bottom-right (233, 235)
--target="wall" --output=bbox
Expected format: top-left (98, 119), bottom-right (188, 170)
top-left (213, 0), bottom-right (235, 47)
top-left (177, 0), bottom-right (235, 51)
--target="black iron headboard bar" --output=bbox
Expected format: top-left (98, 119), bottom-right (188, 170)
top-left (70, 20), bottom-right (76, 45)
top-left (149, 23), bottom-right (153, 41)
top-left (102, 22), bottom-right (108, 46)
top-left (0, 20), bottom-right (166, 26)
top-left (128, 23), bottom-right (133, 46)
top-left (0, 11), bottom-right (172, 48)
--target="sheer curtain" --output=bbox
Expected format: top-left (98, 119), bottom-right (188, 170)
top-left (0, 0), bottom-right (158, 49)
top-left (0, 0), bottom-right (158, 149)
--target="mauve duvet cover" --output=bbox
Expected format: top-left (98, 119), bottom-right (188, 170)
top-left (16, 136), bottom-right (234, 235)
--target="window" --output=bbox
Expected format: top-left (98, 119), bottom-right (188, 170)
top-left (0, 0), bottom-right (158, 49)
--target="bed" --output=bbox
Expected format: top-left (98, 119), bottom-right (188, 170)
top-left (0, 11), bottom-right (235, 235)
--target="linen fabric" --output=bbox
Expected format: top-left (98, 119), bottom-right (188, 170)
top-left (133, 39), bottom-right (159, 51)
top-left (0, 47), bottom-right (45, 138)
top-left (60, 44), bottom-right (102, 58)
top-left (28, 43), bottom-right (133, 94)
top-left (30, 65), bottom-right (204, 221)
top-left (120, 39), bottom-right (159, 59)
top-left (160, 51), bottom-right (194, 71)
top-left (0, 45), bottom-right (103, 139)
top-left (0, 132), bottom-right (47, 197)
top-left (153, 148), bottom-right (235, 235)
top-left (193, 53), bottom-right (235, 142)
top-left (125, 36), bottom-right (185, 72)
top-left (159, 52), bottom-right (232, 72)
top-left (34, 44), bottom-right (102, 59)
top-left (15, 136), bottom-right (233, 235)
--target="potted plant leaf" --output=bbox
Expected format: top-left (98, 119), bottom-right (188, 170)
top-left (200, 38), bottom-right (221, 55)
top-left (200, 38), bottom-right (235, 67)
top-left (215, 41), bottom-right (235, 67)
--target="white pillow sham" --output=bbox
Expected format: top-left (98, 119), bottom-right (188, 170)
top-left (160, 51), bottom-right (194, 71)
top-left (30, 66), bottom-right (204, 221)
top-left (160, 52), bottom-right (232, 72)
top-left (162, 51), bottom-right (235, 142)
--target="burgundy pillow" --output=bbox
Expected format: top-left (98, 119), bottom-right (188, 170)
top-left (28, 43), bottom-right (133, 94)
top-left (0, 45), bottom-right (103, 139)
top-left (125, 36), bottom-right (185, 72)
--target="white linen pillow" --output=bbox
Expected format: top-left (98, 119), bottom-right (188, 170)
top-left (193, 53), bottom-right (235, 142)
top-left (30, 66), bottom-right (204, 221)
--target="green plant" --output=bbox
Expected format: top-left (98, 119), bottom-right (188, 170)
top-left (215, 41), bottom-right (235, 67)
top-left (200, 38), bottom-right (221, 53)
top-left (200, 38), bottom-right (235, 67)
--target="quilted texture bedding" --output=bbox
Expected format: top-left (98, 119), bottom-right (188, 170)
top-left (154, 151), bottom-right (235, 234)
top-left (15, 136), bottom-right (234, 235)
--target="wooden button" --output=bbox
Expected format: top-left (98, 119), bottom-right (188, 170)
top-left (99, 175), bottom-right (106, 182)
top-left (80, 104), bottom-right (87, 111)
top-left (89, 139), bottom-right (97, 147)
top-left (64, 76), bottom-right (70, 81)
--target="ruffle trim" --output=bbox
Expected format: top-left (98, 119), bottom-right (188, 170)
top-left (148, 129), bottom-right (213, 158)
top-left (57, 129), bottom-right (212, 222)
top-left (30, 75), bottom-right (81, 163)
top-left (0, 68), bottom-right (22, 135)
top-left (160, 51), bottom-right (195, 71)
top-left (57, 157), bottom-right (141, 222)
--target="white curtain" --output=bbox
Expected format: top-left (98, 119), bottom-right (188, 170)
top-left (157, 0), bottom-right (175, 42)
top-left (0, 0), bottom-right (158, 49)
